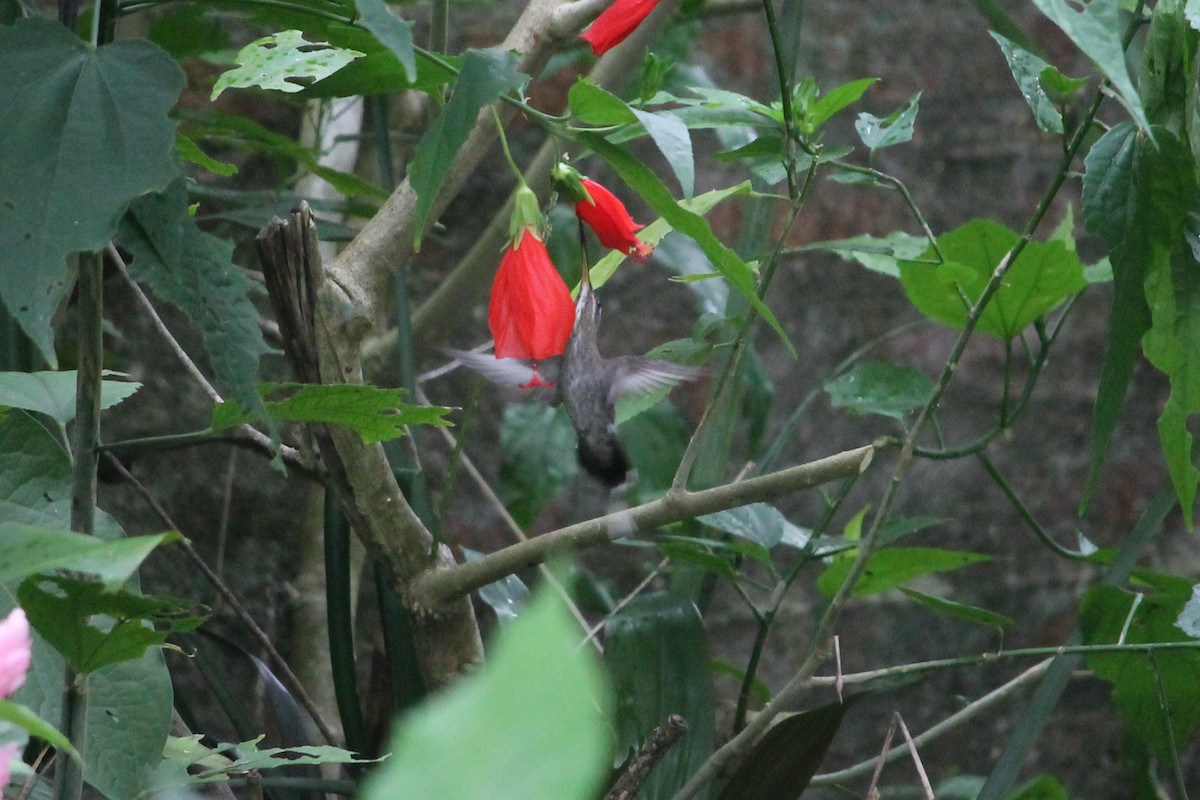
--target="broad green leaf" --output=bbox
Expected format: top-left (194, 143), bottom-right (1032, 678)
top-left (152, 735), bottom-right (378, 789)
top-left (211, 382), bottom-right (452, 443)
top-left (579, 132), bottom-right (794, 355)
top-left (991, 32), bottom-right (1065, 134)
top-left (698, 503), bottom-right (809, 550)
top-left (799, 77), bottom-right (878, 134)
top-left (899, 587), bottom-right (1014, 629)
top-left (817, 547), bottom-right (991, 598)
top-left (1080, 124), bottom-right (1196, 514)
top-left (1080, 584), bottom-right (1200, 756)
top-left (0, 700), bottom-right (77, 762)
top-left (147, 4), bottom-right (231, 59)
top-left (301, 46), bottom-right (455, 98)
top-left (118, 180), bottom-right (273, 418)
top-left (360, 589), bottom-right (611, 800)
top-left (897, 219), bottom-right (1086, 339)
top-left (0, 524), bottom-right (178, 591)
top-left (18, 574), bottom-right (202, 673)
top-left (355, 0), bottom-right (415, 81)
top-left (0, 18), bottom-right (184, 366)
top-left (801, 231), bottom-right (930, 277)
top-left (715, 700), bottom-right (849, 800)
top-left (0, 371), bottom-right (139, 424)
top-left (211, 30), bottom-right (364, 99)
top-left (1140, 1), bottom-right (1197, 126)
top-left (568, 79), bottom-right (637, 126)
top-left (855, 92), bottom-right (920, 150)
top-left (632, 108), bottom-right (695, 198)
top-left (1143, 244), bottom-right (1200, 528)
top-left (1031, 0), bottom-right (1149, 131)
top-left (618, 401), bottom-right (689, 498)
top-left (500, 403), bottom-right (578, 527)
top-left (410, 49), bottom-right (527, 248)
top-left (1007, 775), bottom-right (1071, 800)
top-left (605, 593), bottom-right (713, 800)
top-left (824, 362), bottom-right (932, 421)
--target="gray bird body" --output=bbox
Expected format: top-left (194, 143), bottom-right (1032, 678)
top-left (448, 268), bottom-right (698, 487)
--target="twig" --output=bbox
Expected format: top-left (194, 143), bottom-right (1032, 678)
top-left (103, 453), bottom-right (342, 747)
top-left (897, 714), bottom-right (935, 800)
top-left (409, 443), bottom-right (876, 609)
top-left (604, 715), bottom-right (689, 800)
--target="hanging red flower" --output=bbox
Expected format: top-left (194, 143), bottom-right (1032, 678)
top-left (580, 0), bottom-right (659, 56)
top-left (575, 177), bottom-right (653, 261)
top-left (489, 229), bottom-right (576, 363)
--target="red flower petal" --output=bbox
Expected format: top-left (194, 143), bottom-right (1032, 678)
top-left (575, 178), bottom-right (653, 260)
top-left (489, 230), bottom-right (576, 360)
top-left (580, 0), bottom-right (659, 56)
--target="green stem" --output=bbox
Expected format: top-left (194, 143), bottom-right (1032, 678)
top-left (759, 0), bottom-right (799, 200)
top-left (976, 452), bottom-right (1087, 560)
top-left (324, 493), bottom-right (369, 757)
top-left (55, 672), bottom-right (89, 800)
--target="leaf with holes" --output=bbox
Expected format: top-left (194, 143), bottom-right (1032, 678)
top-left (211, 30), bottom-right (363, 99)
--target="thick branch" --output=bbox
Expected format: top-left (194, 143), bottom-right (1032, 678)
top-left (409, 443), bottom-right (877, 609)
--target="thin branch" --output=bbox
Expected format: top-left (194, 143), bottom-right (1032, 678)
top-left (410, 443), bottom-right (876, 609)
top-left (604, 715), bottom-right (689, 800)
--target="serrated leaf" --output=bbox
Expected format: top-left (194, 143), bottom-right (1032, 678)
top-left (355, 0), bottom-right (415, 81)
top-left (991, 32), bottom-right (1065, 134)
top-left (855, 92), bottom-right (920, 150)
top-left (605, 594), bottom-right (713, 800)
top-left (817, 547), bottom-right (991, 598)
top-left (1081, 584), bottom-right (1200, 756)
top-left (1031, 0), bottom-right (1148, 131)
top-left (0, 371), bottom-right (140, 424)
top-left (211, 30), bottom-right (363, 99)
top-left (19, 574), bottom-right (203, 673)
top-left (499, 403), bottom-right (578, 527)
top-left (824, 362), bottom-right (931, 420)
top-left (715, 700), bottom-right (849, 800)
top-left (898, 219), bottom-right (1086, 339)
top-left (801, 231), bottom-right (930, 277)
top-left (410, 49), bottom-right (527, 248)
top-left (632, 107), bottom-right (695, 198)
top-left (0, 18), bottom-right (184, 366)
top-left (579, 132), bottom-right (794, 355)
top-left (118, 180), bottom-right (273, 418)
top-left (211, 382), bottom-right (452, 443)
top-left (360, 589), bottom-right (611, 800)
top-left (899, 587), bottom-right (1014, 629)
top-left (0, 524), bottom-right (178, 590)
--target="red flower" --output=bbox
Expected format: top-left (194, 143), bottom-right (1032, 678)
top-left (580, 0), bottom-right (659, 56)
top-left (489, 230), bottom-right (576, 361)
top-left (575, 178), bottom-right (653, 260)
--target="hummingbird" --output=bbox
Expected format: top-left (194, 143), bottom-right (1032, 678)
top-left (447, 261), bottom-right (699, 487)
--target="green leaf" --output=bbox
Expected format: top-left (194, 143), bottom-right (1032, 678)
top-left (991, 32), bottom-right (1065, 134)
top-left (1006, 775), bottom-right (1071, 800)
top-left (1143, 243), bottom-right (1200, 528)
top-left (799, 77), bottom-right (878, 134)
top-left (175, 132), bottom-right (238, 177)
top-left (500, 403), bottom-right (579, 527)
top-left (1030, 0), bottom-right (1149, 131)
top-left (855, 92), bottom-right (920, 150)
top-left (0, 524), bottom-right (178, 591)
top-left (631, 107), bottom-right (695, 198)
top-left (898, 219), bottom-right (1086, 339)
top-left (0, 700), bottom-right (79, 761)
top-left (1176, 583), bottom-right (1200, 637)
top-left (698, 503), bottom-right (809, 550)
top-left (899, 587), bottom-right (1014, 629)
top-left (354, 0), bottom-right (415, 81)
top-left (568, 79), bottom-right (637, 126)
top-left (0, 18), bottom-right (184, 366)
top-left (211, 382), bottom-right (452, 443)
top-left (463, 548), bottom-right (529, 626)
top-left (410, 49), bottom-right (527, 248)
top-left (211, 30), bottom-right (363, 99)
top-left (605, 593), bottom-right (713, 799)
top-left (801, 231), bottom-right (930, 277)
top-left (1080, 584), bottom-right (1200, 756)
top-left (618, 401), bottom-right (689, 498)
top-left (0, 371), bottom-right (139, 424)
top-left (19, 574), bottom-right (203, 674)
top-left (151, 735), bottom-right (378, 790)
top-left (715, 700), bottom-right (849, 800)
top-left (579, 132), bottom-right (794, 355)
top-left (817, 547), bottom-right (991, 598)
top-left (118, 179), bottom-right (273, 418)
top-left (360, 588), bottom-right (611, 800)
top-left (1080, 124), bottom-right (1196, 514)
top-left (147, 4), bottom-right (231, 59)
top-left (824, 362), bottom-right (932, 420)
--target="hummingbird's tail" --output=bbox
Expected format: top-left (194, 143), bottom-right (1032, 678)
top-left (576, 430), bottom-right (629, 488)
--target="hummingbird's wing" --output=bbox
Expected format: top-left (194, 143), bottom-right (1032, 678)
top-left (443, 348), bottom-right (561, 402)
top-left (606, 358), bottom-right (701, 404)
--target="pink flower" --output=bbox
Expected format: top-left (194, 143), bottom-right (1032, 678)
top-left (575, 178), bottom-right (653, 260)
top-left (581, 0), bottom-right (659, 56)
top-left (0, 742), bottom-right (17, 789)
top-left (0, 608), bottom-right (31, 699)
top-left (489, 230), bottom-right (576, 361)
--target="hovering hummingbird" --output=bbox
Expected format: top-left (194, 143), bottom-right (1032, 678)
top-left (448, 262), bottom-right (699, 487)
